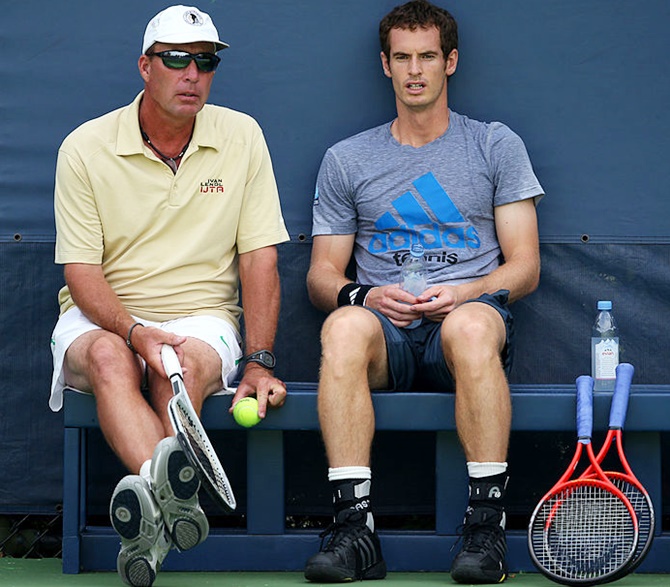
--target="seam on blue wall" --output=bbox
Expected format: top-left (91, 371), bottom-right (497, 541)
top-left (540, 235), bottom-right (670, 245)
top-left (5, 234), bottom-right (669, 246)
top-left (0, 235), bottom-right (55, 244)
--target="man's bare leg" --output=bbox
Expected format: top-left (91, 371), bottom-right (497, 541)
top-left (64, 330), bottom-right (163, 474)
top-left (146, 337), bottom-right (224, 438)
top-left (317, 306), bottom-right (389, 467)
top-left (442, 301), bottom-right (510, 585)
top-left (305, 307), bottom-right (389, 582)
top-left (442, 302), bottom-right (511, 463)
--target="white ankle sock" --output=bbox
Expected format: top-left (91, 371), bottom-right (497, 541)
top-left (466, 461), bottom-right (508, 478)
top-left (328, 466), bottom-right (372, 481)
top-left (139, 459), bottom-right (152, 487)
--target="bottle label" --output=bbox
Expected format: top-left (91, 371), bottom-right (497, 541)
top-left (593, 337), bottom-right (619, 380)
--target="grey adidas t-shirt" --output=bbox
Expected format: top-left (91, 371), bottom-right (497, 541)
top-left (312, 110), bottom-right (544, 287)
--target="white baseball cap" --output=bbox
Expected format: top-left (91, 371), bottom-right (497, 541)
top-left (142, 5), bottom-right (229, 54)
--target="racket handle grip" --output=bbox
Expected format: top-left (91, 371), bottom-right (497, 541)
top-left (576, 375), bottom-right (594, 441)
top-left (610, 362), bottom-right (634, 428)
top-left (161, 344), bottom-right (183, 378)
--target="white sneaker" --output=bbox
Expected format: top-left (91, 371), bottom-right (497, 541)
top-left (150, 436), bottom-right (209, 551)
top-left (110, 475), bottom-right (172, 587)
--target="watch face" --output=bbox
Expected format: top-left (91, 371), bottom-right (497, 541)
top-left (248, 350), bottom-right (275, 369)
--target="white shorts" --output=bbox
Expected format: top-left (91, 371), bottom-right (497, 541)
top-left (49, 307), bottom-right (243, 412)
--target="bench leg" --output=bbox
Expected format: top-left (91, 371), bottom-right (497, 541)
top-left (626, 431), bottom-right (661, 535)
top-left (62, 427), bottom-right (84, 574)
top-left (436, 430), bottom-right (467, 535)
top-left (247, 430), bottom-right (285, 534)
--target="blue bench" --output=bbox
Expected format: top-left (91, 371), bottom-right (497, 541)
top-left (62, 382), bottom-right (670, 574)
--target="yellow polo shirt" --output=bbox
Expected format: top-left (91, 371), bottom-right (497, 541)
top-left (54, 92), bottom-right (289, 327)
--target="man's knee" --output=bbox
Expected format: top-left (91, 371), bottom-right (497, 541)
top-left (321, 307), bottom-right (378, 347)
top-left (441, 304), bottom-right (504, 361)
top-left (181, 338), bottom-right (223, 398)
top-left (65, 330), bottom-right (140, 391)
top-left (87, 332), bottom-right (133, 365)
top-left (319, 307), bottom-right (387, 374)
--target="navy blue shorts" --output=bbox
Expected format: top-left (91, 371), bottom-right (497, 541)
top-left (365, 289), bottom-right (514, 392)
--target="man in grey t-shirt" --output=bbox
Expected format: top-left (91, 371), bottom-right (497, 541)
top-left (304, 1), bottom-right (543, 584)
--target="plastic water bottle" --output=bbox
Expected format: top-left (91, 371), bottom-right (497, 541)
top-left (591, 300), bottom-right (619, 391)
top-left (400, 243), bottom-right (427, 329)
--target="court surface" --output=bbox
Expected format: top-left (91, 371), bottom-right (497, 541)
top-left (2, 559), bottom-right (670, 587)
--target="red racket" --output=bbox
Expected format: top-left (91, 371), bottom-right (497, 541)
top-left (581, 362), bottom-right (655, 579)
top-left (528, 375), bottom-right (638, 586)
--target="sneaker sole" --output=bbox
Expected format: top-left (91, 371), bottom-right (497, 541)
top-left (120, 556), bottom-right (156, 587)
top-left (110, 476), bottom-right (164, 587)
top-left (151, 437), bottom-right (209, 551)
top-left (305, 560), bottom-right (387, 582)
top-left (451, 562), bottom-right (507, 584)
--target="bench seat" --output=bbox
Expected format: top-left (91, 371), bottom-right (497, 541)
top-left (62, 383), bottom-right (670, 573)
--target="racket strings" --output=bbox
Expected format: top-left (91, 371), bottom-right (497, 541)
top-left (176, 402), bottom-right (235, 504)
top-left (611, 477), bottom-right (652, 532)
top-left (609, 476), bottom-right (654, 567)
top-left (531, 484), bottom-right (637, 581)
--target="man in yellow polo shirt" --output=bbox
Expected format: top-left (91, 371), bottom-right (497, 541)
top-left (50, 5), bottom-right (289, 586)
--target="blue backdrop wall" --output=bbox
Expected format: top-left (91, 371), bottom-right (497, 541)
top-left (1, 1), bottom-right (669, 513)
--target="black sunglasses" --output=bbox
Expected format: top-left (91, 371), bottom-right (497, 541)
top-left (147, 50), bottom-right (221, 73)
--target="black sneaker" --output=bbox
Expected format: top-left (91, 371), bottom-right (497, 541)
top-left (450, 506), bottom-right (507, 584)
top-left (304, 510), bottom-right (387, 582)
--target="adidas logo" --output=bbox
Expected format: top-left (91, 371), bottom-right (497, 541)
top-left (356, 534), bottom-right (380, 571)
top-left (367, 172), bottom-right (480, 254)
top-left (348, 286), bottom-right (362, 304)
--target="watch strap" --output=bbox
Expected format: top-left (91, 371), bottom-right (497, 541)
top-left (244, 349), bottom-right (276, 369)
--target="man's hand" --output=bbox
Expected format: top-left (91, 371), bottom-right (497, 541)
top-left (129, 324), bottom-right (187, 378)
top-left (364, 283), bottom-right (464, 327)
top-left (361, 284), bottom-right (425, 327)
top-left (231, 364), bottom-right (286, 419)
top-left (415, 285), bottom-right (462, 322)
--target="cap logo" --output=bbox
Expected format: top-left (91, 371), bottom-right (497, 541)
top-left (183, 9), bottom-right (204, 26)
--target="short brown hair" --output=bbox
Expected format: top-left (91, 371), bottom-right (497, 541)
top-left (379, 0), bottom-right (458, 60)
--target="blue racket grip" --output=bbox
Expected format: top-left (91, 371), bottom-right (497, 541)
top-left (576, 375), bottom-right (594, 441)
top-left (610, 363), bottom-right (635, 429)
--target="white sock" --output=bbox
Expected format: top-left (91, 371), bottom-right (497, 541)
top-left (139, 459), bottom-right (152, 487)
top-left (466, 461), bottom-right (508, 478)
top-left (328, 466), bottom-right (372, 482)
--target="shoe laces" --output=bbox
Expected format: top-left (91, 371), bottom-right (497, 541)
top-left (452, 506), bottom-right (504, 554)
top-left (319, 510), bottom-right (368, 553)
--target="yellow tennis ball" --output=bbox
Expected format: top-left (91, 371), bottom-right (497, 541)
top-left (233, 397), bottom-right (261, 428)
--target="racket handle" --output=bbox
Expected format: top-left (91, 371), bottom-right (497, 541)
top-left (161, 344), bottom-right (183, 378)
top-left (610, 363), bottom-right (634, 429)
top-left (575, 375), bottom-right (594, 441)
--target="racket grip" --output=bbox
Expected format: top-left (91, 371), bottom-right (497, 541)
top-left (161, 344), bottom-right (183, 378)
top-left (610, 363), bottom-right (634, 429)
top-left (575, 375), bottom-right (594, 441)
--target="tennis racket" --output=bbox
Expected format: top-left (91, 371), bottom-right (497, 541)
top-left (161, 344), bottom-right (237, 512)
top-left (528, 375), bottom-right (638, 586)
top-left (581, 363), bottom-right (655, 578)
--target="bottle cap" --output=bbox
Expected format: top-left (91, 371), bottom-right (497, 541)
top-left (410, 243), bottom-right (425, 257)
top-left (597, 300), bottom-right (612, 310)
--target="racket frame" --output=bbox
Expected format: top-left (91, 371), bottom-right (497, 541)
top-left (582, 363), bottom-right (655, 577)
top-left (162, 345), bottom-right (237, 512)
top-left (528, 375), bottom-right (639, 586)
